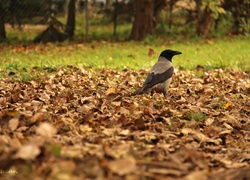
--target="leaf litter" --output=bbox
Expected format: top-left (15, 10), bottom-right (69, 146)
top-left (0, 66), bottom-right (249, 179)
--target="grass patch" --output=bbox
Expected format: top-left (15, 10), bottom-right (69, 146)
top-left (183, 111), bottom-right (207, 121)
top-left (2, 13), bottom-right (250, 75)
top-left (1, 36), bottom-right (250, 77)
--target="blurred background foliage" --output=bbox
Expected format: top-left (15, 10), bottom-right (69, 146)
top-left (0, 0), bottom-right (249, 43)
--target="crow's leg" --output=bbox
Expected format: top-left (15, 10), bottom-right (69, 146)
top-left (163, 90), bottom-right (167, 98)
top-left (150, 90), bottom-right (154, 96)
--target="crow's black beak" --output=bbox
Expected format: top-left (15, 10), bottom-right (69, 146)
top-left (173, 51), bottom-right (182, 55)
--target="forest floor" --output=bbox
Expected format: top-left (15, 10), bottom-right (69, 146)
top-left (0, 66), bottom-right (249, 179)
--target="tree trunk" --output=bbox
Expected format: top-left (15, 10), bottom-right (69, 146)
top-left (85, 0), bottom-right (89, 41)
top-left (196, 6), bottom-right (214, 36)
top-left (130, 0), bottom-right (155, 40)
top-left (168, 0), bottom-right (175, 29)
top-left (65, 0), bottom-right (76, 38)
top-left (222, 0), bottom-right (244, 33)
top-left (0, 4), bottom-right (6, 42)
top-left (195, 0), bottom-right (201, 22)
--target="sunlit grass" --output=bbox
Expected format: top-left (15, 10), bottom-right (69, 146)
top-left (1, 36), bottom-right (250, 73)
top-left (1, 15), bottom-right (250, 75)
top-left (172, 37), bottom-right (250, 71)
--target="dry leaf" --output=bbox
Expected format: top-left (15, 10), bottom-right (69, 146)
top-left (105, 87), bottom-right (116, 96)
top-left (0, 65), bottom-right (250, 179)
top-left (29, 112), bottom-right (45, 123)
top-left (108, 157), bottom-right (136, 176)
top-left (36, 122), bottom-right (57, 137)
top-left (14, 144), bottom-right (40, 160)
top-left (184, 170), bottom-right (208, 180)
top-left (8, 118), bottom-right (19, 131)
top-left (224, 102), bottom-right (232, 110)
top-left (79, 124), bottom-right (92, 133)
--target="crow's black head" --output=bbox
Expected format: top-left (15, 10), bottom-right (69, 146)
top-left (159, 49), bottom-right (182, 62)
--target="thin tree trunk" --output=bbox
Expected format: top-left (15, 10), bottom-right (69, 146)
top-left (168, 0), bottom-right (174, 29)
top-left (65, 0), bottom-right (76, 38)
top-left (196, 6), bottom-right (214, 36)
top-left (195, 0), bottom-right (201, 22)
top-left (130, 0), bottom-right (155, 40)
top-left (85, 0), bottom-right (89, 41)
top-left (113, 0), bottom-right (118, 36)
top-left (0, 4), bottom-right (6, 41)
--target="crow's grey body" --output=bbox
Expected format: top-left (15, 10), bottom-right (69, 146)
top-left (134, 49), bottom-right (181, 98)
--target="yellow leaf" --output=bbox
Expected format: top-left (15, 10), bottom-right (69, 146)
top-left (224, 102), bottom-right (232, 110)
top-left (105, 87), bottom-right (116, 96)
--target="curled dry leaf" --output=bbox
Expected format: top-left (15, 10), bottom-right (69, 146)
top-left (14, 144), bottom-right (40, 160)
top-left (181, 128), bottom-right (221, 145)
top-left (79, 124), bottom-right (92, 133)
top-left (29, 112), bottom-right (45, 123)
top-left (8, 118), bottom-right (19, 131)
top-left (108, 156), bottom-right (136, 176)
top-left (183, 170), bottom-right (209, 180)
top-left (149, 168), bottom-right (182, 176)
top-left (49, 160), bottom-right (76, 179)
top-left (36, 122), bottom-right (57, 137)
top-left (105, 87), bottom-right (116, 96)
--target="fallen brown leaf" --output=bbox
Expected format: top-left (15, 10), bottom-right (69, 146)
top-left (0, 66), bottom-right (249, 179)
top-left (108, 157), bottom-right (136, 176)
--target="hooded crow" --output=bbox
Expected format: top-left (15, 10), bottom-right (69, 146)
top-left (133, 49), bottom-right (182, 98)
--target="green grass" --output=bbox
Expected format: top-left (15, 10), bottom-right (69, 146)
top-left (1, 36), bottom-right (250, 76)
top-left (2, 12), bottom-right (250, 74)
top-left (182, 111), bottom-right (207, 121)
top-left (174, 37), bottom-right (250, 71)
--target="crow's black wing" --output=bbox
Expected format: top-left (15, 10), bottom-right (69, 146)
top-left (142, 66), bottom-right (174, 92)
